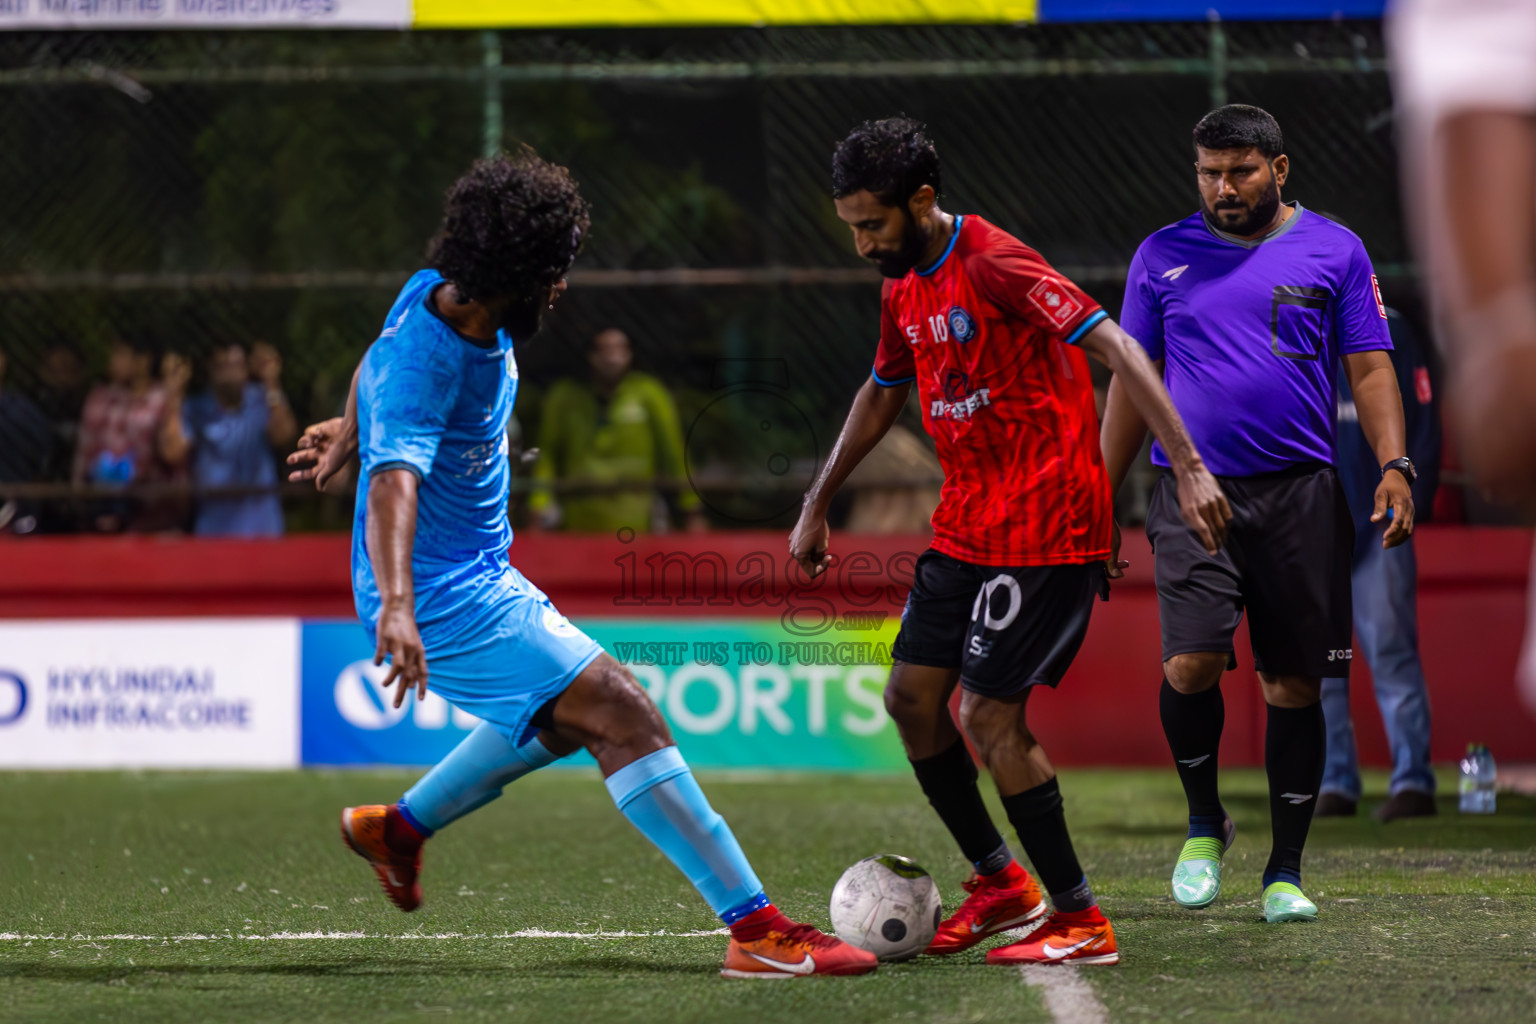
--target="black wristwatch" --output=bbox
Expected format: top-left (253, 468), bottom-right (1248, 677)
top-left (1382, 456), bottom-right (1417, 485)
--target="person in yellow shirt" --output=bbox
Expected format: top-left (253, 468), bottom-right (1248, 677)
top-left (530, 328), bottom-right (705, 533)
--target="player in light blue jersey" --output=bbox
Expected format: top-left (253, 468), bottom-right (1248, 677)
top-left (287, 150), bottom-right (875, 980)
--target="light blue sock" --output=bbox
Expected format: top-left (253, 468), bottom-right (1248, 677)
top-left (605, 746), bottom-right (765, 921)
top-left (399, 721), bottom-right (563, 834)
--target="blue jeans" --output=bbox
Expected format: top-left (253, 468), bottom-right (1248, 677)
top-left (1320, 535), bottom-right (1436, 798)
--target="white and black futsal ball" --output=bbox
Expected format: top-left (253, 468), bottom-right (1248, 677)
top-left (828, 854), bottom-right (942, 961)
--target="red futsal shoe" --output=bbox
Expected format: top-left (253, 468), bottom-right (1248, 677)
top-left (722, 914), bottom-right (879, 979)
top-left (925, 862), bottom-right (1048, 955)
top-left (339, 805), bottom-right (425, 912)
top-left (984, 907), bottom-right (1119, 966)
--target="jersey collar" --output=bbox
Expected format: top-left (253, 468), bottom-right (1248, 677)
top-left (1201, 202), bottom-right (1305, 249)
top-left (423, 282), bottom-right (501, 350)
top-left (914, 215), bottom-right (964, 277)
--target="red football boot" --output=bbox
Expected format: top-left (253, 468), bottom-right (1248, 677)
top-left (721, 907), bottom-right (879, 979)
top-left (985, 907), bottom-right (1119, 966)
top-left (340, 804), bottom-right (425, 912)
top-left (925, 861), bottom-right (1048, 955)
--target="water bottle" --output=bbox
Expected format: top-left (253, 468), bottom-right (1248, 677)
top-left (1458, 744), bottom-right (1497, 814)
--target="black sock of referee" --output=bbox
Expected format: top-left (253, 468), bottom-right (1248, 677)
top-left (1000, 777), bottom-right (1097, 914)
top-left (1263, 700), bottom-right (1325, 889)
top-left (909, 738), bottom-right (1014, 876)
top-left (1159, 677), bottom-right (1227, 839)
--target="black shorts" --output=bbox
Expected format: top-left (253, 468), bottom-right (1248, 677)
top-left (891, 549), bottom-right (1108, 699)
top-left (1146, 462), bottom-right (1354, 678)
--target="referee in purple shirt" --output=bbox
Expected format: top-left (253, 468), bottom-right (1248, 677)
top-left (1100, 105), bottom-right (1416, 924)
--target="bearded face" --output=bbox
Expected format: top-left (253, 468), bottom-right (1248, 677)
top-left (870, 209), bottom-right (932, 279)
top-left (1204, 171), bottom-right (1282, 237)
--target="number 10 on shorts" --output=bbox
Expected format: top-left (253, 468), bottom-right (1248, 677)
top-left (969, 575), bottom-right (1022, 659)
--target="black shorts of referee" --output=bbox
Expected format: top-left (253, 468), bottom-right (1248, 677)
top-left (1145, 460), bottom-right (1354, 678)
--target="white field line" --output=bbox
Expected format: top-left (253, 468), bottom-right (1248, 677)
top-left (0, 929), bottom-right (730, 942)
top-left (1020, 964), bottom-right (1110, 1024)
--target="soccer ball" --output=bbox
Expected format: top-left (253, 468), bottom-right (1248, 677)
top-left (828, 854), bottom-right (942, 961)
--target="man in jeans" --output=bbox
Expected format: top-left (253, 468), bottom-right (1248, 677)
top-left (160, 340), bottom-right (298, 536)
top-left (1316, 307), bottom-right (1440, 821)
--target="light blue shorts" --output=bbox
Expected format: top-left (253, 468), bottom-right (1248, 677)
top-left (421, 570), bottom-right (603, 747)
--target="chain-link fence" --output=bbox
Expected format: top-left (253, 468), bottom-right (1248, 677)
top-left (0, 20), bottom-right (1414, 533)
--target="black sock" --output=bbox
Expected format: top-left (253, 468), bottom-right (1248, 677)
top-left (1159, 678), bottom-right (1226, 837)
top-left (910, 738), bottom-right (1012, 875)
top-left (1263, 701), bottom-right (1325, 889)
top-left (1000, 778), bottom-right (1094, 913)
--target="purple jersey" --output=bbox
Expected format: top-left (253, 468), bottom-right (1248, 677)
top-left (1121, 204), bottom-right (1392, 477)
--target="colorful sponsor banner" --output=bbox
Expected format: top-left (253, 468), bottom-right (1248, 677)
top-left (302, 620), bottom-right (487, 767)
top-left (0, 0), bottom-right (1387, 30)
top-left (300, 617), bottom-right (905, 771)
top-left (1036, 1), bottom-right (1386, 20)
top-left (0, 619), bottom-right (300, 769)
top-left (411, 0), bottom-right (1386, 30)
top-left (0, 0), bottom-right (410, 29)
top-left (411, 0), bottom-right (1035, 28)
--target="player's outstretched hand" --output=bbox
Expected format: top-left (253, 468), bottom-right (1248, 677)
top-left (1175, 464), bottom-right (1232, 555)
top-left (287, 417), bottom-right (357, 494)
top-left (789, 511), bottom-right (832, 578)
top-left (375, 600), bottom-right (429, 708)
top-left (1372, 472), bottom-right (1415, 549)
top-left (1105, 519), bottom-right (1131, 579)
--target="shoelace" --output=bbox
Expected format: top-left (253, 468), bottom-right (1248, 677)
top-left (960, 872), bottom-right (1019, 898)
top-left (779, 922), bottom-right (844, 950)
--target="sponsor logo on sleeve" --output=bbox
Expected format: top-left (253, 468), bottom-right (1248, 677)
top-left (1371, 274), bottom-right (1387, 319)
top-left (1027, 277), bottom-right (1084, 329)
top-left (543, 607), bottom-right (581, 638)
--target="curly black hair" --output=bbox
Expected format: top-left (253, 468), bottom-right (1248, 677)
top-left (1193, 104), bottom-right (1284, 158)
top-left (831, 117), bottom-right (942, 206)
top-left (428, 147), bottom-right (592, 305)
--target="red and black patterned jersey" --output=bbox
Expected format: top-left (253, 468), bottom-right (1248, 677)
top-left (873, 215), bottom-right (1112, 567)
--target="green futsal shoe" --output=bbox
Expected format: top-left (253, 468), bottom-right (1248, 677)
top-left (1262, 882), bottom-right (1319, 923)
top-left (1170, 815), bottom-right (1235, 909)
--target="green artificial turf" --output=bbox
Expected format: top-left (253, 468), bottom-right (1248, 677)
top-left (1, 768), bottom-right (1532, 1023)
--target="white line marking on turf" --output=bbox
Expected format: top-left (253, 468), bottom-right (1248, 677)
top-left (1020, 964), bottom-right (1110, 1024)
top-left (0, 929), bottom-right (730, 942)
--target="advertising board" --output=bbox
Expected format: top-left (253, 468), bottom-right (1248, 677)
top-left (0, 619), bottom-right (300, 768)
top-left (300, 617), bottom-right (904, 771)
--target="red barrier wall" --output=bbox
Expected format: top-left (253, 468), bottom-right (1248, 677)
top-left (1, 526), bottom-right (1530, 765)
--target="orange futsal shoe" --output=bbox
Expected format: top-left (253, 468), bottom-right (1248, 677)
top-left (340, 805), bottom-right (424, 912)
top-left (984, 907), bottom-right (1119, 966)
top-left (925, 863), bottom-right (1048, 955)
top-left (721, 919), bottom-right (879, 979)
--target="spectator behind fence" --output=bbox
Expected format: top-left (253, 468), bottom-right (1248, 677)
top-left (0, 348), bottom-right (52, 532)
top-left (530, 327), bottom-right (704, 534)
top-left (160, 340), bottom-right (298, 537)
top-left (73, 333), bottom-right (172, 532)
top-left (32, 339), bottom-right (88, 484)
top-left (1316, 306), bottom-right (1442, 822)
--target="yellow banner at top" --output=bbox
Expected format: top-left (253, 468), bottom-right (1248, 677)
top-left (412, 0), bottom-right (1039, 28)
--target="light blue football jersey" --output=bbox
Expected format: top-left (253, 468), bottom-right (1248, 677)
top-left (352, 269), bottom-right (522, 650)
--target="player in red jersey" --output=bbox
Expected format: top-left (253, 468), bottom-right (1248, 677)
top-left (792, 119), bottom-right (1231, 966)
